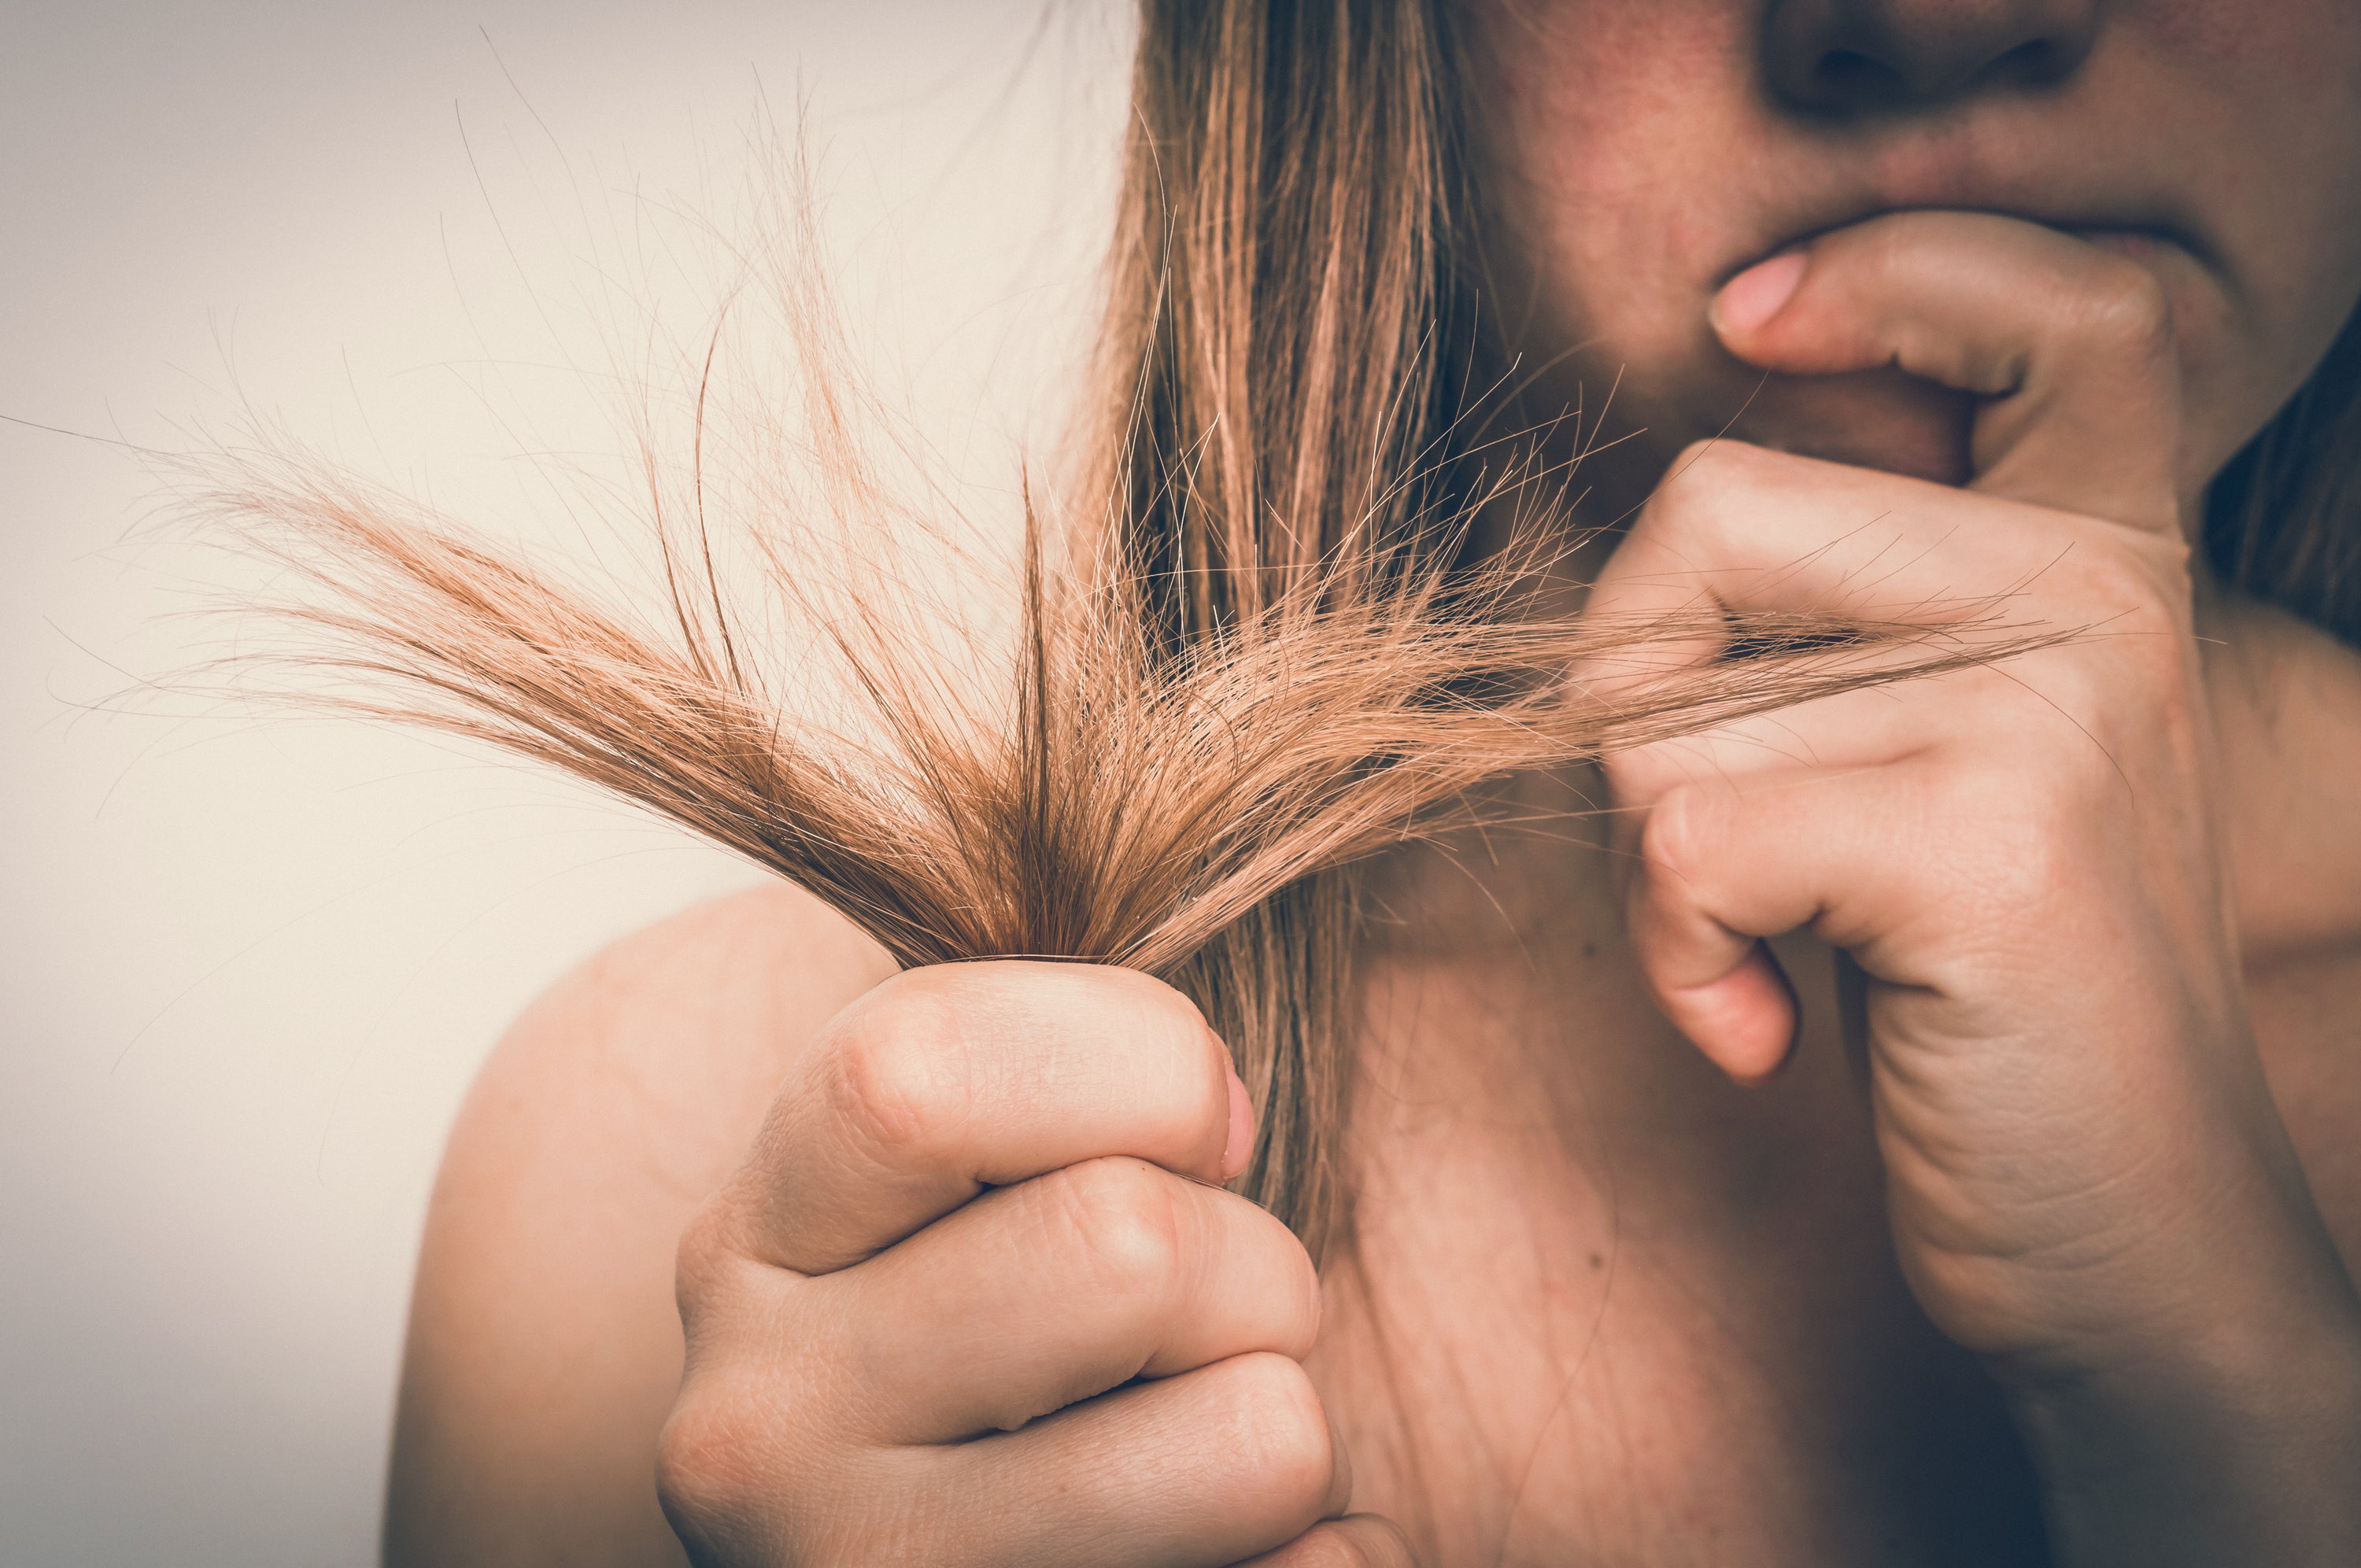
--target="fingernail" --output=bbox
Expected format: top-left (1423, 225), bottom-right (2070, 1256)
top-left (1711, 249), bottom-right (1808, 335)
top-left (1220, 1065), bottom-right (1255, 1182)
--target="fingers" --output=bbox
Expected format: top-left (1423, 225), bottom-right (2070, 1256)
top-left (1232, 1515), bottom-right (1421, 1567)
top-left (1615, 763), bottom-right (1842, 1083)
top-left (1616, 758), bottom-right (1954, 1079)
top-left (1709, 208), bottom-right (2182, 529)
top-left (660, 1350), bottom-right (1347, 1568)
top-left (1580, 208), bottom-right (2195, 688)
top-left (1622, 923), bottom-right (1801, 1086)
top-left (1617, 772), bottom-right (1844, 1081)
top-left (929, 1352), bottom-right (1351, 1568)
top-left (712, 961), bottom-right (1252, 1274)
top-left (1583, 213), bottom-right (2207, 1080)
top-left (663, 957), bottom-right (1336, 1568)
top-left (1577, 209), bottom-right (2200, 693)
top-left (818, 1156), bottom-right (1321, 1443)
top-left (1598, 686), bottom-right (1944, 1081)
top-left (1569, 437), bottom-right (2194, 732)
top-left (1603, 673), bottom-right (1952, 788)
top-left (1572, 439), bottom-right (2062, 698)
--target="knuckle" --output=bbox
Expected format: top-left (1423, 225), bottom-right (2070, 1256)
top-left (671, 1199), bottom-right (739, 1309)
top-left (1654, 437), bottom-right (1789, 518)
top-left (1215, 1353), bottom-right (1339, 1516)
top-left (2020, 644), bottom-right (2119, 729)
top-left (1350, 1518), bottom-right (1419, 1568)
top-left (1661, 439), bottom-right (1725, 495)
top-left (671, 1210), bottom-right (800, 1356)
top-left (1667, 435), bottom-right (1775, 493)
top-left (1640, 445), bottom-right (1720, 533)
top-left (2093, 615), bottom-right (2200, 710)
top-left (1624, 445), bottom-right (1786, 594)
top-left (658, 1373), bottom-right (857, 1564)
top-left (1627, 448), bottom-right (1701, 539)
top-left (822, 983), bottom-right (975, 1162)
top-left (1042, 1157), bottom-right (1188, 1305)
top-left (1635, 782), bottom-right (1717, 886)
top-left (654, 1387), bottom-right (775, 1542)
top-left (1601, 736), bottom-right (1687, 810)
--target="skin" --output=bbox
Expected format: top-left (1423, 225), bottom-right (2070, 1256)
top-left (384, 2), bottom-right (2361, 1564)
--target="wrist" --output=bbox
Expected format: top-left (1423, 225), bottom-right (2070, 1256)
top-left (1998, 1292), bottom-right (2361, 1567)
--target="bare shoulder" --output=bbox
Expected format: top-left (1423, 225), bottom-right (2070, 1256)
top-left (383, 882), bottom-right (895, 1568)
top-left (2225, 597), bottom-right (2361, 1284)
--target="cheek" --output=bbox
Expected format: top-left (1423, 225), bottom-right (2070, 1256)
top-left (1473, 3), bottom-right (1761, 371)
top-left (2139, 0), bottom-right (2361, 458)
top-left (2145, 0), bottom-right (2344, 87)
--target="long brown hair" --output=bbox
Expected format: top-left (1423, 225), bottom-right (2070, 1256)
top-left (197, 0), bottom-right (2354, 1267)
top-left (2208, 306), bottom-right (2361, 645)
top-left (1102, 0), bottom-right (2361, 1255)
top-left (1093, 0), bottom-right (1483, 1257)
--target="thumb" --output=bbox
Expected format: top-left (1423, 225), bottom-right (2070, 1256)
top-left (1709, 208), bottom-right (2185, 531)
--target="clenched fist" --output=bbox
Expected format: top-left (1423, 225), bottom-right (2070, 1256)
top-left (656, 960), bottom-right (1414, 1567)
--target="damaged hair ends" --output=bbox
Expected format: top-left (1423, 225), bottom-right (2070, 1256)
top-left (189, 1), bottom-right (2048, 1264)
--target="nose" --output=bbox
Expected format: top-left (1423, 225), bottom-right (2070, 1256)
top-left (1762, 0), bottom-right (2103, 114)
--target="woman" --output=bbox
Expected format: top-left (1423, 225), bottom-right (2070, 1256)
top-left (381, 1), bottom-right (2361, 1562)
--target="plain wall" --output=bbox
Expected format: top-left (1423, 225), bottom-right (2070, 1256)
top-left (1, 5), bottom-right (1125, 1562)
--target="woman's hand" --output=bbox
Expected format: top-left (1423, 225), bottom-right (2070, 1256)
top-left (654, 959), bottom-right (1413, 1567)
top-left (1586, 211), bottom-right (2361, 1562)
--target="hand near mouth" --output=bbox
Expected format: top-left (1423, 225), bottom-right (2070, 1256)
top-left (1710, 209), bottom-right (2189, 526)
top-left (1582, 208), bottom-right (2361, 1565)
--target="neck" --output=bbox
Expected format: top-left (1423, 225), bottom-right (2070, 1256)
top-left (1314, 504), bottom-right (2361, 1562)
top-left (1321, 802), bottom-right (2036, 1563)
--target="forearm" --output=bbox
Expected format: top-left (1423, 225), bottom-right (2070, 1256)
top-left (2005, 1287), bottom-right (2361, 1566)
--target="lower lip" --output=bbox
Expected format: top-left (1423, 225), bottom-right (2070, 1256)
top-left (2067, 226), bottom-right (2185, 264)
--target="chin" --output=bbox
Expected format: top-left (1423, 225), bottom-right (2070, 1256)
top-left (1723, 367), bottom-right (1979, 487)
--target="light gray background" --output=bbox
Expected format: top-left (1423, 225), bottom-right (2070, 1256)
top-left (2, 6), bottom-right (1123, 1562)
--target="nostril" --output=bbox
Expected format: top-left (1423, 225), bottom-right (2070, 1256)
top-left (1985, 38), bottom-right (2074, 89)
top-left (1810, 49), bottom-right (1911, 109)
top-left (1764, 0), bottom-right (2104, 117)
top-left (1801, 37), bottom-right (2073, 113)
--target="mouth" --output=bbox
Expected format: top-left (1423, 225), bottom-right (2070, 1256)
top-left (2064, 224), bottom-right (2191, 264)
top-left (1721, 205), bottom-right (2214, 288)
